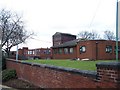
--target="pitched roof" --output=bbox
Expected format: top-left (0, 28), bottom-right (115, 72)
top-left (52, 39), bottom-right (118, 48)
top-left (52, 39), bottom-right (81, 48)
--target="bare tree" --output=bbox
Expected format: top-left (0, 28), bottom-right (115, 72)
top-left (77, 31), bottom-right (91, 40)
top-left (77, 31), bottom-right (100, 40)
top-left (0, 9), bottom-right (34, 57)
top-left (90, 31), bottom-right (100, 40)
top-left (104, 30), bottom-right (115, 40)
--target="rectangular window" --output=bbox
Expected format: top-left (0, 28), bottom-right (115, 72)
top-left (28, 51), bottom-right (32, 54)
top-left (54, 49), bottom-right (58, 54)
top-left (114, 46), bottom-right (120, 53)
top-left (33, 51), bottom-right (35, 54)
top-left (58, 48), bottom-right (62, 54)
top-left (44, 50), bottom-right (46, 54)
top-left (80, 46), bottom-right (86, 53)
top-left (36, 49), bottom-right (40, 54)
top-left (46, 49), bottom-right (50, 54)
top-left (70, 48), bottom-right (73, 54)
top-left (64, 48), bottom-right (68, 54)
top-left (49, 50), bottom-right (51, 53)
top-left (106, 45), bottom-right (112, 53)
top-left (24, 51), bottom-right (27, 55)
top-left (28, 51), bottom-right (30, 55)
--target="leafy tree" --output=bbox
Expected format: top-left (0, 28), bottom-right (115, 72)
top-left (104, 30), bottom-right (115, 40)
top-left (0, 9), bottom-right (34, 57)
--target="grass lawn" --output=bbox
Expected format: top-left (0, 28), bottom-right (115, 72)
top-left (23, 59), bottom-right (115, 71)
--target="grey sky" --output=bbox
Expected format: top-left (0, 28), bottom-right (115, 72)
top-left (0, 0), bottom-right (119, 50)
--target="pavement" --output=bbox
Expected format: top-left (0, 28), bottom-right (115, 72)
top-left (0, 84), bottom-right (17, 90)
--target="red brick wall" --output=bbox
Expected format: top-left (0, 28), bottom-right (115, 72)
top-left (6, 59), bottom-right (120, 88)
top-left (96, 62), bottom-right (120, 88)
top-left (52, 47), bottom-right (77, 59)
top-left (52, 40), bottom-right (120, 60)
top-left (77, 40), bottom-right (120, 60)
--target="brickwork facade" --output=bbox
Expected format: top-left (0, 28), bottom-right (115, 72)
top-left (6, 59), bottom-right (120, 88)
top-left (52, 40), bottom-right (120, 60)
top-left (15, 47), bottom-right (52, 60)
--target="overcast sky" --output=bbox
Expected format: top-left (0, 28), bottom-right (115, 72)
top-left (0, 0), bottom-right (119, 50)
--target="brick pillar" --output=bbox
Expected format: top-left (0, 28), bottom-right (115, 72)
top-left (96, 62), bottom-right (120, 88)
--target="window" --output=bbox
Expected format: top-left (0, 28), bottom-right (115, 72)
top-left (64, 48), bottom-right (68, 54)
top-left (28, 51), bottom-right (30, 54)
top-left (46, 49), bottom-right (50, 54)
top-left (106, 45), bottom-right (112, 53)
top-left (49, 50), bottom-right (51, 53)
top-left (114, 46), bottom-right (120, 53)
top-left (28, 51), bottom-right (33, 54)
top-left (36, 49), bottom-right (40, 54)
top-left (24, 51), bottom-right (27, 55)
top-left (70, 48), bottom-right (73, 54)
top-left (80, 46), bottom-right (86, 53)
top-left (44, 50), bottom-right (46, 54)
top-left (58, 48), bottom-right (62, 54)
top-left (54, 49), bottom-right (58, 54)
top-left (33, 51), bottom-right (35, 54)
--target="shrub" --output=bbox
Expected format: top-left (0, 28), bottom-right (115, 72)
top-left (2, 69), bottom-right (17, 82)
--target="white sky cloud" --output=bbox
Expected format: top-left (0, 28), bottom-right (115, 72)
top-left (0, 0), bottom-right (119, 50)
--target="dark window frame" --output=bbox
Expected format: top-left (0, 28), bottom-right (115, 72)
top-left (114, 46), bottom-right (120, 53)
top-left (80, 46), bottom-right (86, 53)
top-left (54, 49), bottom-right (58, 54)
top-left (106, 45), bottom-right (112, 53)
top-left (64, 48), bottom-right (69, 54)
top-left (58, 48), bottom-right (62, 54)
top-left (69, 47), bottom-right (74, 54)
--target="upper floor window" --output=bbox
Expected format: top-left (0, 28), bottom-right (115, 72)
top-left (64, 48), bottom-right (68, 54)
top-left (80, 46), bottom-right (86, 53)
top-left (70, 48), bottom-right (73, 54)
top-left (106, 45), bottom-right (112, 53)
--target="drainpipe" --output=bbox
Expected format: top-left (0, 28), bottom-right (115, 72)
top-left (16, 45), bottom-right (18, 61)
top-left (96, 42), bottom-right (98, 60)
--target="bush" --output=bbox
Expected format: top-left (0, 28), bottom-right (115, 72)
top-left (2, 69), bottom-right (17, 82)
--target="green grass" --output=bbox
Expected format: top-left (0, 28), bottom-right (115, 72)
top-left (23, 59), bottom-right (115, 71)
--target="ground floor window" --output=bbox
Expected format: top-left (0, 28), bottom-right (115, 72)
top-left (70, 48), bottom-right (74, 54)
top-left (28, 51), bottom-right (33, 55)
top-left (64, 48), bottom-right (68, 54)
top-left (54, 49), bottom-right (58, 54)
top-left (106, 45), bottom-right (112, 53)
top-left (58, 48), bottom-right (62, 54)
top-left (80, 46), bottom-right (86, 53)
top-left (114, 46), bottom-right (120, 53)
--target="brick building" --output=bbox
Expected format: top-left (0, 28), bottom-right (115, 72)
top-left (11, 32), bottom-right (120, 60)
top-left (52, 32), bottom-right (120, 60)
top-left (53, 32), bottom-right (76, 46)
top-left (17, 47), bottom-right (52, 60)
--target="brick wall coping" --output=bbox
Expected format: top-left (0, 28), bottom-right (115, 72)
top-left (6, 59), bottom-right (97, 78)
top-left (96, 61), bottom-right (120, 69)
